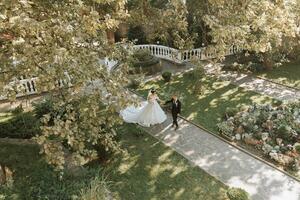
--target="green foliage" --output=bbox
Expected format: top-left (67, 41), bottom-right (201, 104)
top-left (78, 176), bottom-right (112, 200)
top-left (0, 112), bottom-right (40, 139)
top-left (188, 64), bottom-right (205, 79)
top-left (127, 25), bottom-right (147, 44)
top-left (106, 123), bottom-right (227, 199)
top-left (295, 145), bottom-right (300, 154)
top-left (248, 62), bottom-right (264, 72)
top-left (276, 125), bottom-right (293, 141)
top-left (33, 98), bottom-right (55, 119)
top-left (256, 62), bottom-right (300, 90)
top-left (0, 143), bottom-right (106, 200)
top-left (217, 121), bottom-right (234, 138)
top-left (129, 78), bottom-right (141, 89)
top-left (225, 107), bottom-right (239, 118)
top-left (37, 95), bottom-right (123, 169)
top-left (11, 105), bottom-right (24, 115)
top-left (1, 0), bottom-right (134, 170)
top-left (128, 0), bottom-right (195, 49)
top-left (217, 102), bottom-right (300, 171)
top-left (131, 49), bottom-right (159, 68)
top-left (226, 187), bottom-right (250, 200)
top-left (162, 71), bottom-right (172, 82)
top-left (204, 0), bottom-right (299, 59)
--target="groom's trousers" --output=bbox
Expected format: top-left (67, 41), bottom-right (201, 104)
top-left (172, 112), bottom-right (178, 127)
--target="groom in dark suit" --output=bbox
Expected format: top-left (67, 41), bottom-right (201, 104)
top-left (165, 94), bottom-right (181, 130)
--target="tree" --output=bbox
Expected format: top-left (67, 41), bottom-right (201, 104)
top-left (204, 0), bottom-right (299, 68)
top-left (0, 0), bottom-right (133, 170)
top-left (127, 0), bottom-right (195, 49)
top-left (186, 0), bottom-right (212, 48)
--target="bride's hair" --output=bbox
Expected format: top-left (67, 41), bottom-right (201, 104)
top-left (150, 89), bottom-right (156, 94)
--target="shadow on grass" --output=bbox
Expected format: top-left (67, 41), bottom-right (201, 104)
top-left (0, 142), bottom-right (98, 199)
top-left (256, 62), bottom-right (300, 89)
top-left (137, 73), bottom-right (278, 133)
top-left (102, 124), bottom-right (227, 200)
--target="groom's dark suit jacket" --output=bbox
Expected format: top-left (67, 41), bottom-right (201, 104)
top-left (165, 98), bottom-right (181, 115)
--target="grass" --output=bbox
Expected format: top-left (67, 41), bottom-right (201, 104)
top-left (0, 124), bottom-right (228, 200)
top-left (136, 73), bottom-right (278, 133)
top-left (0, 112), bottom-right (13, 123)
top-left (104, 124), bottom-right (228, 200)
top-left (256, 62), bottom-right (300, 89)
top-left (0, 142), bottom-right (101, 200)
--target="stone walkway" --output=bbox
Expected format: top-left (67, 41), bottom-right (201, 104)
top-left (139, 110), bottom-right (300, 200)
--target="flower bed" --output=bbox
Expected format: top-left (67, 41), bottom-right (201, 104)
top-left (217, 102), bottom-right (300, 174)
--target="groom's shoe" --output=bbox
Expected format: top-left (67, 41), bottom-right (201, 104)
top-left (175, 126), bottom-right (179, 131)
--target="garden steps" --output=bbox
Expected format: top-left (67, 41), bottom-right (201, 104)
top-left (140, 112), bottom-right (300, 200)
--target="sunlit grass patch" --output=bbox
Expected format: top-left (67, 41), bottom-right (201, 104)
top-left (137, 73), bottom-right (278, 133)
top-left (256, 62), bottom-right (300, 89)
top-left (0, 112), bottom-right (13, 123)
top-left (104, 124), bottom-right (227, 200)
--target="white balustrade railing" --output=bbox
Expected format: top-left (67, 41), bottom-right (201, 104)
top-left (0, 75), bottom-right (71, 100)
top-left (133, 44), bottom-right (241, 63)
top-left (19, 77), bottom-right (38, 95)
top-left (133, 45), bottom-right (182, 63)
top-left (0, 44), bottom-right (240, 100)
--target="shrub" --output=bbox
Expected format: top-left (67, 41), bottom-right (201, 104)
top-left (217, 121), bottom-right (234, 138)
top-left (162, 71), bottom-right (172, 82)
top-left (219, 101), bottom-right (300, 171)
top-left (131, 49), bottom-right (159, 69)
top-left (248, 62), bottom-right (264, 72)
top-left (0, 112), bottom-right (40, 139)
top-left (33, 98), bottom-right (54, 119)
top-left (226, 187), bottom-right (250, 200)
top-left (127, 25), bottom-right (147, 44)
top-left (276, 125), bottom-right (293, 141)
top-left (78, 176), bottom-right (112, 200)
top-left (11, 105), bottom-right (24, 115)
top-left (295, 145), bottom-right (300, 154)
top-left (129, 78), bottom-right (141, 89)
top-left (225, 107), bottom-right (239, 118)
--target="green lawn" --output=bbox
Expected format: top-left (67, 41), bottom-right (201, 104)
top-left (256, 62), bottom-right (300, 89)
top-left (136, 73), bottom-right (278, 133)
top-left (0, 124), bottom-right (228, 200)
top-left (0, 142), bottom-right (101, 199)
top-left (106, 124), bottom-right (227, 200)
top-left (0, 112), bottom-right (13, 123)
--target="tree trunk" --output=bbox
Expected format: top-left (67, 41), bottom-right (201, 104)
top-left (262, 52), bottom-right (273, 70)
top-left (0, 164), bottom-right (6, 184)
top-left (106, 30), bottom-right (115, 44)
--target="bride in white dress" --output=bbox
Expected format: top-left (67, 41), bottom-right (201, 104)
top-left (120, 89), bottom-right (167, 127)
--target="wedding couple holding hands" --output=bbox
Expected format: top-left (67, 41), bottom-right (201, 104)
top-left (120, 89), bottom-right (181, 130)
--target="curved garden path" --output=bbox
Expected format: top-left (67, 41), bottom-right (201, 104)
top-left (137, 107), bottom-right (300, 200)
top-left (139, 59), bottom-right (300, 199)
top-left (1, 58), bottom-right (300, 199)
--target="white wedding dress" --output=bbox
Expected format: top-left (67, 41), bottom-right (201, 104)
top-left (120, 94), bottom-right (167, 127)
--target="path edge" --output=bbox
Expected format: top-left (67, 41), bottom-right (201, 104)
top-left (129, 89), bottom-right (300, 183)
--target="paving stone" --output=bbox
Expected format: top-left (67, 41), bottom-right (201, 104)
top-left (142, 113), bottom-right (300, 200)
